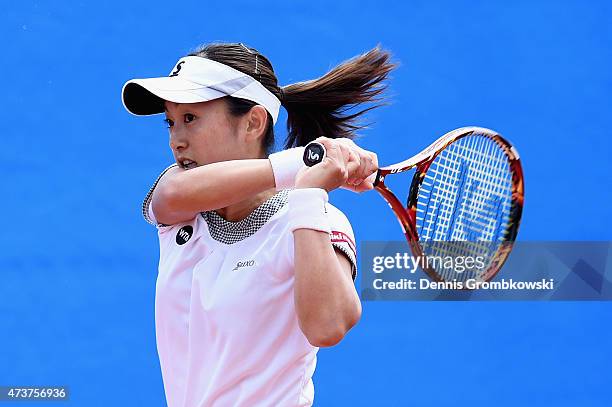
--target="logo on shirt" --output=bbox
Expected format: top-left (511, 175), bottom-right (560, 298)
top-left (232, 260), bottom-right (256, 271)
top-left (176, 225), bottom-right (193, 245)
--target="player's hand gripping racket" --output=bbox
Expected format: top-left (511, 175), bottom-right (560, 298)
top-left (303, 127), bottom-right (524, 283)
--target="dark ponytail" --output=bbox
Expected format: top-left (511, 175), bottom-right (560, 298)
top-left (281, 47), bottom-right (396, 148)
top-left (187, 43), bottom-right (396, 153)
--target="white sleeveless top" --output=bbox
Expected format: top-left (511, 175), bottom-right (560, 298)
top-left (143, 165), bottom-right (357, 407)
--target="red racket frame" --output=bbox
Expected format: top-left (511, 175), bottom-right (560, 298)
top-left (372, 127), bottom-right (524, 282)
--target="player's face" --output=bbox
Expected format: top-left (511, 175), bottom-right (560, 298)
top-left (164, 99), bottom-right (246, 169)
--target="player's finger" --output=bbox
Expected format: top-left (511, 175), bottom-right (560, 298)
top-left (358, 153), bottom-right (376, 185)
top-left (369, 152), bottom-right (378, 171)
top-left (336, 139), bottom-right (377, 184)
top-left (343, 146), bottom-right (362, 184)
top-left (315, 137), bottom-right (340, 163)
top-left (317, 138), bottom-right (351, 183)
top-left (336, 142), bottom-right (352, 166)
top-left (335, 138), bottom-right (365, 185)
top-left (353, 149), bottom-right (370, 185)
top-left (345, 151), bottom-right (361, 184)
top-left (347, 149), bottom-right (374, 185)
top-left (344, 171), bottom-right (375, 193)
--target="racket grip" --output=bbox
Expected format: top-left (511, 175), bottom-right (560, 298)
top-left (302, 142), bottom-right (326, 167)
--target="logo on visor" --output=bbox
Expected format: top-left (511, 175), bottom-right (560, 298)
top-left (169, 61), bottom-right (185, 77)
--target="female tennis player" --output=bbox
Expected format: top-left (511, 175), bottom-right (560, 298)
top-left (121, 43), bottom-right (394, 407)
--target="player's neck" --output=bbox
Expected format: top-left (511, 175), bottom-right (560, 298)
top-left (215, 188), bottom-right (277, 222)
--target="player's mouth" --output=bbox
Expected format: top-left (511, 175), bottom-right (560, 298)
top-left (178, 159), bottom-right (198, 170)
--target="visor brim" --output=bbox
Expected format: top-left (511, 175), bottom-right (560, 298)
top-left (121, 77), bottom-right (227, 116)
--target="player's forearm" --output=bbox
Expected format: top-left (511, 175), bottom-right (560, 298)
top-left (155, 159), bottom-right (276, 214)
top-left (293, 229), bottom-right (361, 347)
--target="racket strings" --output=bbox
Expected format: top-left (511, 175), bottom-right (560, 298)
top-left (415, 135), bottom-right (513, 280)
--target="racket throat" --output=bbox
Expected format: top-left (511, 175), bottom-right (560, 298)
top-left (375, 185), bottom-right (419, 242)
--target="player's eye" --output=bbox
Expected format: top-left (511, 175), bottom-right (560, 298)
top-left (163, 118), bottom-right (174, 128)
top-left (184, 113), bottom-right (196, 123)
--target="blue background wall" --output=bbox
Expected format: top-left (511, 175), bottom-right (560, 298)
top-left (1, 0), bottom-right (611, 405)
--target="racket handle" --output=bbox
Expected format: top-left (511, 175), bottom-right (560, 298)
top-left (303, 142), bottom-right (326, 167)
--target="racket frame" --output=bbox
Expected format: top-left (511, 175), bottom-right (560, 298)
top-left (372, 127), bottom-right (524, 282)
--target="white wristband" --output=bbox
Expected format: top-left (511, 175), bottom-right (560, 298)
top-left (268, 147), bottom-right (305, 191)
top-left (287, 188), bottom-right (331, 233)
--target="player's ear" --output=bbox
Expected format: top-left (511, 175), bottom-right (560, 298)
top-left (245, 105), bottom-right (268, 142)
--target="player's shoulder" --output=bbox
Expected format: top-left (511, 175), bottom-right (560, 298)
top-left (325, 202), bottom-right (356, 246)
top-left (326, 202), bottom-right (358, 279)
top-left (326, 202), bottom-right (353, 226)
top-left (142, 163), bottom-right (180, 226)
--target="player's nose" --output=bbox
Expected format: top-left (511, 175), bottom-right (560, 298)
top-left (169, 130), bottom-right (188, 151)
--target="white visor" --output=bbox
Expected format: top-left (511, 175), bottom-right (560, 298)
top-left (122, 56), bottom-right (281, 124)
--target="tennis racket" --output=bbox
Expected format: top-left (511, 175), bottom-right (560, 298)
top-left (303, 127), bottom-right (524, 283)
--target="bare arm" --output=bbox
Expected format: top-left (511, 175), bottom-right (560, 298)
top-left (294, 229), bottom-right (361, 347)
top-left (291, 138), bottom-right (376, 347)
top-left (152, 159), bottom-right (276, 225)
